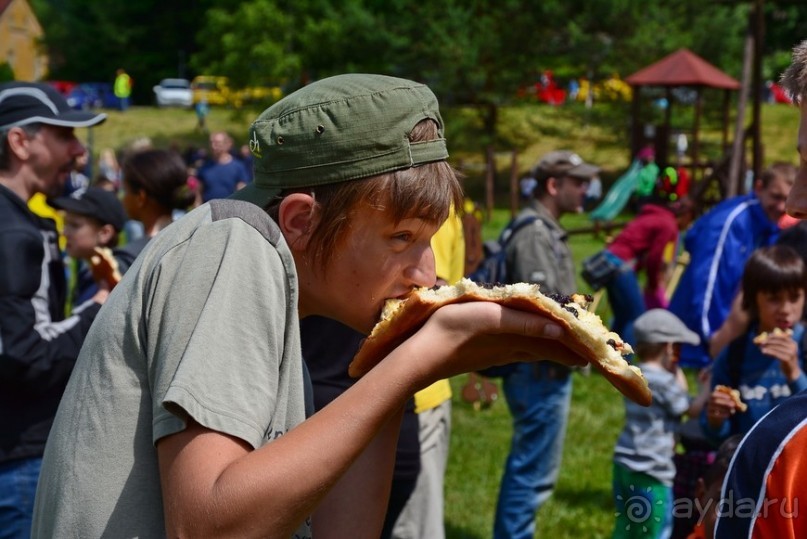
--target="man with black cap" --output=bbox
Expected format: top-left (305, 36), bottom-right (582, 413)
top-left (494, 150), bottom-right (599, 539)
top-left (0, 81), bottom-right (106, 537)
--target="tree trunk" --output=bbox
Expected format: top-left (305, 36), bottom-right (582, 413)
top-left (728, 23), bottom-right (754, 198)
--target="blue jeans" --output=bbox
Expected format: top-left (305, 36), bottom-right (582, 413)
top-left (0, 457), bottom-right (41, 539)
top-left (493, 362), bottom-right (572, 539)
top-left (603, 252), bottom-right (645, 348)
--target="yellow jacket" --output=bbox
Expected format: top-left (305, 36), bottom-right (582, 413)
top-left (414, 207), bottom-right (465, 413)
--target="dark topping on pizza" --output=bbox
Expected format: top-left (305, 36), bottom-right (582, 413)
top-left (563, 305), bottom-right (579, 318)
top-left (607, 338), bottom-right (617, 350)
top-left (547, 292), bottom-right (573, 305)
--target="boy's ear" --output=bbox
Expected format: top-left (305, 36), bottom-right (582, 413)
top-left (97, 224), bottom-right (117, 246)
top-left (277, 193), bottom-right (316, 250)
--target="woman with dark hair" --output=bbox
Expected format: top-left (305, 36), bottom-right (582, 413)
top-left (119, 148), bottom-right (196, 259)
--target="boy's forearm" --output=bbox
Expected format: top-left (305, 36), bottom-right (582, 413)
top-left (310, 408), bottom-right (403, 538)
top-left (158, 345), bottom-right (421, 537)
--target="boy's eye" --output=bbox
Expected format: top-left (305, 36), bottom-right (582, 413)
top-left (392, 232), bottom-right (413, 242)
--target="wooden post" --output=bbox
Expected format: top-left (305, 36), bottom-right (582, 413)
top-left (729, 25), bottom-right (753, 197)
top-left (659, 87), bottom-right (673, 168)
top-left (485, 144), bottom-right (495, 221)
top-left (630, 86), bottom-right (641, 159)
top-left (751, 0), bottom-right (765, 181)
top-left (692, 88), bottom-right (702, 183)
top-left (509, 150), bottom-right (519, 218)
top-left (722, 89), bottom-right (731, 155)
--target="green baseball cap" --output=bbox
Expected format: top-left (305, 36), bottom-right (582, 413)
top-left (231, 73), bottom-right (449, 207)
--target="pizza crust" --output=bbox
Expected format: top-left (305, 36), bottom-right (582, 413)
top-left (349, 278), bottom-right (651, 406)
top-left (89, 247), bottom-right (122, 288)
top-left (715, 384), bottom-right (748, 412)
top-left (752, 327), bottom-right (793, 345)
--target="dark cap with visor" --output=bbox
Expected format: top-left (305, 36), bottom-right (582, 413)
top-left (0, 82), bottom-right (106, 130)
top-left (533, 150), bottom-right (600, 182)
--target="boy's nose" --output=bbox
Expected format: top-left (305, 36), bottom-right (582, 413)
top-left (786, 172), bottom-right (807, 219)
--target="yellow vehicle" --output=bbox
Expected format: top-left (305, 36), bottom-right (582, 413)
top-left (191, 76), bottom-right (234, 107)
top-left (191, 76), bottom-right (282, 108)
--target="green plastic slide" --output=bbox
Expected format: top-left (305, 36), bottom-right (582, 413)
top-left (589, 160), bottom-right (642, 222)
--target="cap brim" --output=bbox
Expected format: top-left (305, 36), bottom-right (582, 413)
top-left (228, 182), bottom-right (283, 208)
top-left (5, 111), bottom-right (108, 130)
top-left (680, 329), bottom-right (701, 346)
top-left (48, 196), bottom-right (91, 214)
top-left (568, 163), bottom-right (600, 179)
top-left (45, 110), bottom-right (107, 128)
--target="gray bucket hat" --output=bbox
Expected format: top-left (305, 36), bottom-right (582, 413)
top-left (633, 309), bottom-right (701, 345)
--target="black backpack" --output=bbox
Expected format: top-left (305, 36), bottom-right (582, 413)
top-left (467, 214), bottom-right (539, 285)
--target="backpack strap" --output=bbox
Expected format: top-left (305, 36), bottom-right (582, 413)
top-left (726, 335), bottom-right (746, 390)
top-left (499, 214), bottom-right (539, 245)
top-left (800, 326), bottom-right (807, 369)
top-left (723, 335), bottom-right (748, 438)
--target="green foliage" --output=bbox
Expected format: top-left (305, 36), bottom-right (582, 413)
top-left (31, 0), bottom-right (216, 103)
top-left (190, 1), bottom-right (300, 89)
top-left (0, 62), bottom-right (14, 82)
top-left (29, 0), bottom-right (807, 142)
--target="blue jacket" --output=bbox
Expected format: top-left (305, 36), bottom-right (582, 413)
top-left (669, 194), bottom-right (780, 367)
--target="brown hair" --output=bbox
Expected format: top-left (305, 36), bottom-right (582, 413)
top-left (758, 162), bottom-right (797, 189)
top-left (633, 342), bottom-right (666, 362)
top-left (741, 245), bottom-right (807, 317)
top-left (267, 119), bottom-right (463, 271)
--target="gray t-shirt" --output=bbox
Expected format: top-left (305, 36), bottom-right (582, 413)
top-left (32, 200), bottom-right (311, 538)
top-left (613, 363), bottom-right (690, 486)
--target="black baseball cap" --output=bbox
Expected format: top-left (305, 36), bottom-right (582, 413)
top-left (0, 82), bottom-right (106, 130)
top-left (49, 187), bottom-right (127, 232)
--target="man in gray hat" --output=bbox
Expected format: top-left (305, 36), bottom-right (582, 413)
top-left (611, 308), bottom-right (706, 539)
top-left (494, 150), bottom-right (599, 539)
top-left (0, 81), bottom-right (107, 537)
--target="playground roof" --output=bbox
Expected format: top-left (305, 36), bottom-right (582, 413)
top-left (625, 48), bottom-right (740, 90)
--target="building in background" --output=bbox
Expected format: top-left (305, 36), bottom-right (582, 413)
top-left (0, 0), bottom-right (48, 81)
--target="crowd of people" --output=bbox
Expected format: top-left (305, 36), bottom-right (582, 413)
top-left (1, 39), bottom-right (807, 539)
